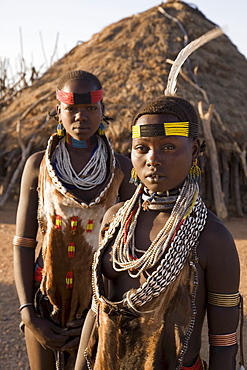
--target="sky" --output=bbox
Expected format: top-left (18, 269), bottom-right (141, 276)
top-left (1, 0), bottom-right (247, 80)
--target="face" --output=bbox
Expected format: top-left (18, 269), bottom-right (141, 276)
top-left (56, 79), bottom-right (104, 141)
top-left (131, 113), bottom-right (200, 193)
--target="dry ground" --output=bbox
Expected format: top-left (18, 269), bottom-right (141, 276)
top-left (0, 200), bottom-right (246, 369)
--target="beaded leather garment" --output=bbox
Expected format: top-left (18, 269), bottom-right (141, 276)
top-left (85, 181), bottom-right (208, 369)
top-left (37, 133), bottom-right (124, 326)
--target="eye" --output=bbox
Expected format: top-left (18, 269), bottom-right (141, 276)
top-left (134, 144), bottom-right (149, 153)
top-left (162, 144), bottom-right (175, 151)
top-left (87, 106), bottom-right (98, 111)
top-left (64, 106), bottom-right (75, 112)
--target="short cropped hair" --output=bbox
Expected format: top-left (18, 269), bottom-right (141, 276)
top-left (57, 70), bottom-right (102, 91)
top-left (133, 96), bottom-right (199, 129)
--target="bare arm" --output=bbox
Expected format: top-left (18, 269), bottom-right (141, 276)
top-left (14, 151), bottom-right (69, 350)
top-left (74, 309), bottom-right (96, 370)
top-left (199, 212), bottom-right (240, 369)
top-left (14, 151), bottom-right (43, 308)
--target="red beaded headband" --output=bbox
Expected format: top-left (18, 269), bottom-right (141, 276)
top-left (56, 88), bottom-right (103, 104)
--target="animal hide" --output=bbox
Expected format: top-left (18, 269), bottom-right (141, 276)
top-left (86, 257), bottom-right (197, 369)
top-left (38, 134), bottom-right (124, 326)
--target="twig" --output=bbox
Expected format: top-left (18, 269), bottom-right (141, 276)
top-left (50, 32), bottom-right (60, 66)
top-left (39, 31), bottom-right (48, 69)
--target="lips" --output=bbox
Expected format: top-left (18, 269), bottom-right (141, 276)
top-left (73, 125), bottom-right (90, 131)
top-left (146, 171), bottom-right (164, 178)
top-left (145, 172), bottom-right (165, 183)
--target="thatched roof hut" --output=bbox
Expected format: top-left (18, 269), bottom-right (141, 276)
top-left (0, 0), bottom-right (247, 217)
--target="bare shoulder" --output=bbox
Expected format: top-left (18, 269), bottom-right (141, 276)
top-left (20, 150), bottom-right (45, 192)
top-left (198, 210), bottom-right (237, 261)
top-left (114, 152), bottom-right (135, 201)
top-left (16, 151), bottom-right (45, 236)
top-left (102, 201), bottom-right (125, 225)
top-left (198, 210), bottom-right (240, 291)
top-left (25, 150), bottom-right (45, 169)
top-left (114, 152), bottom-right (132, 170)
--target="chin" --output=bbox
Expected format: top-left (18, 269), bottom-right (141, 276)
top-left (143, 183), bottom-right (166, 193)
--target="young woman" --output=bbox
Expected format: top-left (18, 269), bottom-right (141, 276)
top-left (75, 95), bottom-right (241, 370)
top-left (13, 70), bottom-right (135, 369)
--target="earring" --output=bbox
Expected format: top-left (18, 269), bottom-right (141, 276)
top-left (57, 120), bottom-right (65, 137)
top-left (129, 168), bottom-right (141, 186)
top-left (188, 158), bottom-right (201, 183)
top-left (98, 122), bottom-right (105, 135)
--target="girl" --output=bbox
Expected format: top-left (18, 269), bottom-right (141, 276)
top-left (75, 95), bottom-right (241, 370)
top-left (13, 70), bottom-right (135, 369)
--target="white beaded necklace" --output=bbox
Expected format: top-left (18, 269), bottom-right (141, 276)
top-left (111, 179), bottom-right (198, 278)
top-left (92, 178), bottom-right (207, 312)
top-left (51, 136), bottom-right (108, 190)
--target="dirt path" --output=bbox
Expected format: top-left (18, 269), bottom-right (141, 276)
top-left (0, 200), bottom-right (246, 369)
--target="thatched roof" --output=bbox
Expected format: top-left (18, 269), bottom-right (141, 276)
top-left (1, 0), bottom-right (247, 158)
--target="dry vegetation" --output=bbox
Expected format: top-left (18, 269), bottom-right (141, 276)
top-left (0, 0), bottom-right (247, 215)
top-left (0, 1), bottom-right (247, 368)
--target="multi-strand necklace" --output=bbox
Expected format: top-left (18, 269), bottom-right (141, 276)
top-left (111, 180), bottom-right (197, 278)
top-left (93, 178), bottom-right (207, 310)
top-left (51, 135), bottom-right (108, 190)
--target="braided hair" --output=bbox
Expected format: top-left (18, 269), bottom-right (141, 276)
top-left (134, 96), bottom-right (198, 133)
top-left (133, 95), bottom-right (205, 153)
top-left (57, 70), bottom-right (102, 91)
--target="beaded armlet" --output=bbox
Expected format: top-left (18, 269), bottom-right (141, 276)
top-left (208, 291), bottom-right (245, 368)
top-left (209, 332), bottom-right (237, 346)
top-left (207, 291), bottom-right (240, 307)
top-left (13, 236), bottom-right (37, 248)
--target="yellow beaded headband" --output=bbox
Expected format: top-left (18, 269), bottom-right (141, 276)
top-left (132, 122), bottom-right (198, 139)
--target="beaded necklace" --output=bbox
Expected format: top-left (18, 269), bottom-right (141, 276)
top-left (93, 178), bottom-right (207, 310)
top-left (51, 135), bottom-right (108, 190)
top-left (44, 134), bottom-right (116, 208)
top-left (65, 132), bottom-right (97, 148)
top-left (111, 180), bottom-right (197, 277)
top-left (142, 187), bottom-right (181, 211)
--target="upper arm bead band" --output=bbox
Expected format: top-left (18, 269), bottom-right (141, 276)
top-left (209, 332), bottom-right (237, 346)
top-left (207, 291), bottom-right (240, 307)
top-left (13, 236), bottom-right (37, 249)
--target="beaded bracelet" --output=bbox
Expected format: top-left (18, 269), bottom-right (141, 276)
top-left (19, 303), bottom-right (34, 312)
top-left (13, 236), bottom-right (37, 249)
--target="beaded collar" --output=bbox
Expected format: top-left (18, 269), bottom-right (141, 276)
top-left (142, 187), bottom-right (181, 211)
top-left (65, 132), bottom-right (97, 148)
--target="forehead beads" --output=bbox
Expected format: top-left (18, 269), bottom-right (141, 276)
top-left (132, 122), bottom-right (198, 139)
top-left (56, 88), bottom-right (103, 105)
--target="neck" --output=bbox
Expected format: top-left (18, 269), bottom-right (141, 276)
top-left (142, 187), bottom-right (182, 211)
top-left (144, 187), bottom-right (181, 197)
top-left (65, 132), bottom-right (98, 148)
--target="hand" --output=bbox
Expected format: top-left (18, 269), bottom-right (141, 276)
top-left (26, 315), bottom-right (70, 351)
top-left (61, 317), bottom-right (85, 351)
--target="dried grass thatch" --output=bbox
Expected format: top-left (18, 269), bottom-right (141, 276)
top-left (0, 0), bottom-right (247, 215)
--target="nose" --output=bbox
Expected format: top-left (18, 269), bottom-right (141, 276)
top-left (146, 149), bottom-right (161, 167)
top-left (74, 108), bottom-right (88, 121)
